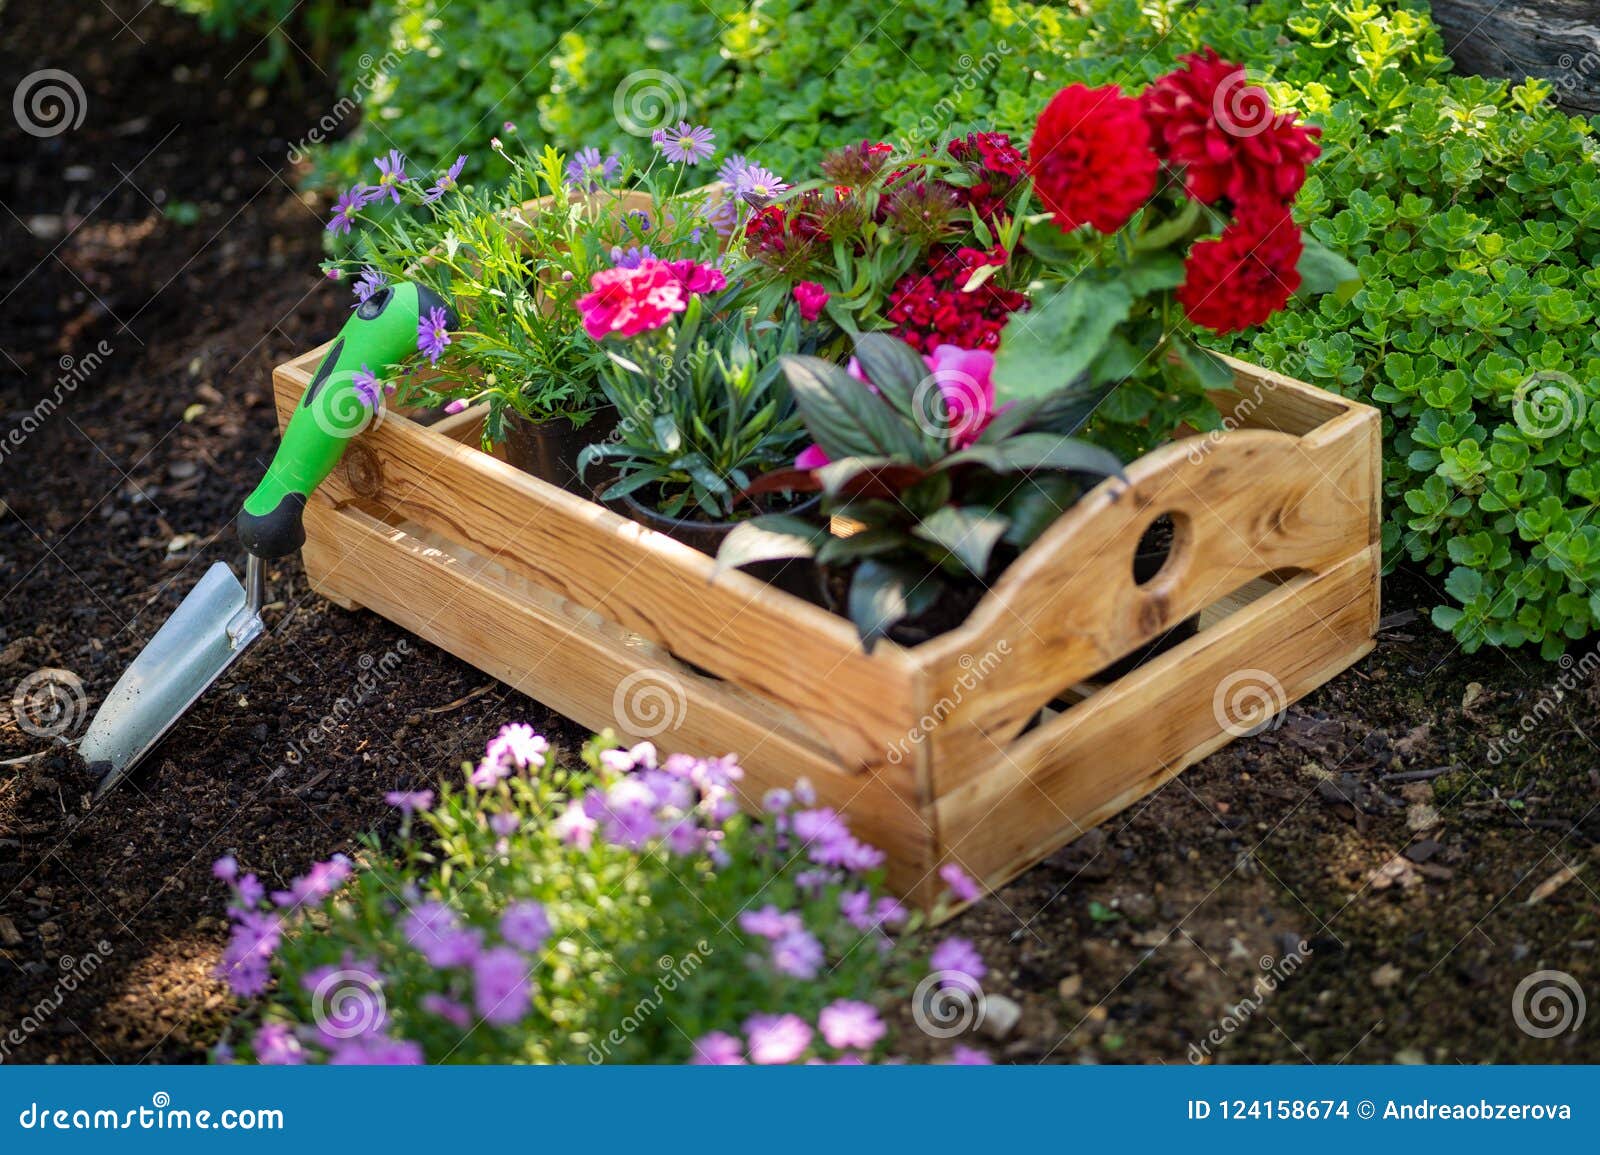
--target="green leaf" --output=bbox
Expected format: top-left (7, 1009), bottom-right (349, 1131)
top-left (714, 515), bottom-right (826, 572)
top-left (992, 280), bottom-right (1134, 405)
top-left (780, 354), bottom-right (929, 462)
top-left (1120, 251), bottom-right (1187, 295)
top-left (943, 433), bottom-right (1124, 479)
top-left (851, 333), bottom-right (938, 434)
top-left (1297, 237), bottom-right (1361, 300)
top-left (846, 560), bottom-right (940, 650)
top-left (911, 506), bottom-right (1010, 576)
top-left (1172, 337), bottom-right (1239, 392)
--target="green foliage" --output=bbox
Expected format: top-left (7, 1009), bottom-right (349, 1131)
top-left (225, 732), bottom-right (931, 1064)
top-left (717, 333), bottom-right (1122, 646)
top-left (579, 296), bottom-right (812, 518)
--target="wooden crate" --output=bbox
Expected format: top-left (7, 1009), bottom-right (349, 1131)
top-left (272, 350), bottom-right (1380, 911)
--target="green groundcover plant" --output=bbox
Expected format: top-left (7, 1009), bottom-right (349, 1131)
top-left (267, 0), bottom-right (1600, 655)
top-left (212, 726), bottom-right (993, 1064)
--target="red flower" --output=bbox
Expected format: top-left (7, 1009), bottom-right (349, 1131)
top-left (885, 247), bottom-right (1027, 353)
top-left (1177, 208), bottom-right (1303, 333)
top-left (666, 259), bottom-right (727, 295)
top-left (1028, 83), bottom-right (1159, 234)
top-left (946, 132), bottom-right (1025, 222)
top-left (1141, 48), bottom-right (1321, 211)
top-left (576, 259), bottom-right (686, 341)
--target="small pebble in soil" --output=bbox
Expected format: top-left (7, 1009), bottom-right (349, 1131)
top-left (980, 994), bottom-right (1022, 1040)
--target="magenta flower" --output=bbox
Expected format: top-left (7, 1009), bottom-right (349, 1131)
top-left (930, 937), bottom-right (987, 985)
top-left (655, 121), bottom-right (716, 165)
top-left (252, 1022), bottom-right (305, 1065)
top-left (665, 259), bottom-right (727, 296)
top-left (555, 799), bottom-right (597, 849)
top-left (795, 442), bottom-right (830, 470)
top-left (924, 344), bottom-right (1003, 449)
top-left (565, 146), bottom-right (621, 192)
top-left (326, 186), bottom-right (366, 235)
top-left (793, 281), bottom-right (830, 322)
top-left (818, 1000), bottom-right (885, 1050)
top-left (472, 946), bottom-right (531, 1026)
top-left (576, 259), bottom-right (687, 341)
top-left (690, 1031), bottom-right (745, 1064)
top-left (422, 154), bottom-right (466, 203)
top-left (417, 305), bottom-right (452, 365)
top-left (372, 149), bottom-right (409, 204)
top-left (744, 1013), bottom-right (813, 1064)
top-left (384, 789), bottom-right (434, 815)
top-left (500, 901), bottom-right (551, 952)
top-left (939, 862), bottom-right (983, 903)
top-left (770, 928), bottom-right (824, 979)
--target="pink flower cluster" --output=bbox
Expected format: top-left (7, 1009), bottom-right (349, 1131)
top-left (554, 741), bottom-right (743, 859)
top-left (691, 999), bottom-right (887, 1064)
top-left (213, 854), bottom-right (351, 998)
top-left (576, 258), bottom-right (726, 342)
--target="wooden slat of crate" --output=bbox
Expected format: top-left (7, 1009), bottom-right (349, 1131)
top-left (931, 543), bottom-right (1378, 891)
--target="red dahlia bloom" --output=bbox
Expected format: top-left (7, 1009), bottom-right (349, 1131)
top-left (1028, 83), bottom-right (1160, 234)
top-left (1177, 208), bottom-right (1303, 333)
top-left (1141, 48), bottom-right (1321, 211)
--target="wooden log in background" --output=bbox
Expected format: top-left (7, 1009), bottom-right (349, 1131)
top-left (1432, 1), bottom-right (1600, 116)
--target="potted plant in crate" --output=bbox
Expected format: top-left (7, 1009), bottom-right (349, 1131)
top-left (321, 140), bottom-right (739, 492)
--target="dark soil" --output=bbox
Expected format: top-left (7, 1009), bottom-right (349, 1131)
top-left (3, 0), bottom-right (1597, 1067)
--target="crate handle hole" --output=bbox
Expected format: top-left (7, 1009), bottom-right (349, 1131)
top-left (1131, 512), bottom-right (1191, 590)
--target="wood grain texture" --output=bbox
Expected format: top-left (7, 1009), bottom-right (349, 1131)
top-left (274, 346), bottom-right (1379, 912)
top-left (1433, 1), bottom-right (1600, 116)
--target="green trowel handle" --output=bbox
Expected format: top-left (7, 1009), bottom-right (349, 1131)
top-left (236, 281), bottom-right (454, 558)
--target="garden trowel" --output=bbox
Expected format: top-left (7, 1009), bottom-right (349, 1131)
top-left (79, 280), bottom-right (454, 797)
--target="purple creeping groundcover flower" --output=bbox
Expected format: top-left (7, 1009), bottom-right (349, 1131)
top-left (949, 1044), bottom-right (994, 1065)
top-left (499, 901), bottom-right (551, 953)
top-left (420, 993), bottom-right (470, 1029)
top-left (372, 149), bottom-right (409, 204)
top-left (690, 1030), bottom-right (745, 1065)
top-left (417, 305), bottom-right (452, 365)
top-left (384, 789), bottom-right (433, 815)
top-left (739, 905), bottom-right (803, 941)
top-left (770, 929), bottom-right (824, 979)
top-left (939, 862), bottom-right (983, 904)
top-left (565, 146), bottom-right (621, 192)
top-left (930, 937), bottom-right (987, 985)
top-left (353, 266), bottom-right (387, 304)
top-left (473, 946), bottom-right (532, 1026)
top-left (327, 1034), bottom-right (424, 1065)
top-left (654, 121), bottom-right (716, 165)
top-left (252, 1022), bottom-right (305, 1065)
top-left (744, 1013), bottom-right (813, 1065)
top-left (817, 1000), bottom-right (885, 1051)
top-left (423, 154), bottom-right (467, 203)
top-left (271, 855), bottom-right (352, 909)
top-left (326, 186), bottom-right (366, 235)
top-left (404, 900), bottom-right (481, 969)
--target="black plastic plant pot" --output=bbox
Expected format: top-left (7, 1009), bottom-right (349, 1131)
top-left (503, 409), bottom-right (619, 495)
top-left (615, 491), bottom-right (823, 603)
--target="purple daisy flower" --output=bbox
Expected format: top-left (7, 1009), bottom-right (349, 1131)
top-left (817, 1000), bottom-right (885, 1051)
top-left (353, 266), bottom-right (387, 304)
top-left (423, 154), bottom-right (467, 203)
top-left (690, 1031), bottom-right (745, 1065)
top-left (565, 146), bottom-right (621, 192)
top-left (736, 164), bottom-right (787, 207)
top-left (373, 149), bottom-right (409, 203)
top-left (656, 121), bottom-right (715, 165)
top-left (352, 364), bottom-right (382, 409)
top-left (417, 305), bottom-right (451, 365)
top-left (326, 186), bottom-right (366, 235)
top-left (499, 901), bottom-right (551, 953)
top-left (716, 153), bottom-right (751, 187)
top-left (744, 1013), bottom-right (812, 1065)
